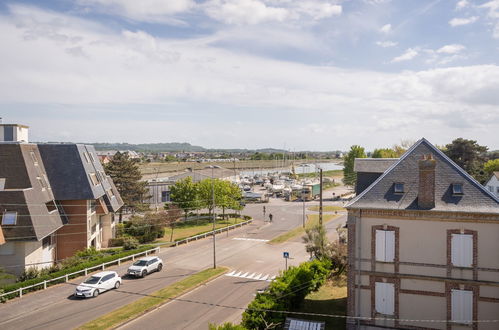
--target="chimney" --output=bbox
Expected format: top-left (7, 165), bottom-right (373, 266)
top-left (418, 154), bottom-right (436, 209)
top-left (0, 122), bottom-right (29, 143)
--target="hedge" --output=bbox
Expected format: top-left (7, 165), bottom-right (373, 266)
top-left (1, 245), bottom-right (155, 301)
top-left (241, 259), bottom-right (332, 329)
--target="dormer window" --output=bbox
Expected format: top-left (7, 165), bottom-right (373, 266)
top-left (452, 183), bottom-right (463, 195)
top-left (394, 183), bottom-right (404, 193)
top-left (2, 211), bottom-right (17, 225)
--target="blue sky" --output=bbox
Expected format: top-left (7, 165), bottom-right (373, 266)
top-left (0, 0), bottom-right (498, 151)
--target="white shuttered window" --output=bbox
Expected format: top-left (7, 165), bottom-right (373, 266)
top-left (375, 230), bottom-right (395, 262)
top-left (451, 289), bottom-right (472, 324)
top-left (451, 234), bottom-right (473, 267)
top-left (375, 282), bottom-right (395, 315)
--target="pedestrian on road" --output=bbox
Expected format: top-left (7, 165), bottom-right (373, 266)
top-left (263, 206), bottom-right (266, 217)
top-left (269, 213), bottom-right (273, 222)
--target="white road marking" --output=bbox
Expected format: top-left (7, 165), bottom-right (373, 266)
top-left (232, 237), bottom-right (270, 242)
top-left (225, 270), bottom-right (275, 282)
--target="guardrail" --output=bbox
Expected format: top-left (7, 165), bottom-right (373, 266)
top-left (1, 218), bottom-right (252, 301)
top-left (0, 247), bottom-right (160, 300)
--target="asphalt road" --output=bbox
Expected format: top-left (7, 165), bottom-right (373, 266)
top-left (0, 197), bottom-right (347, 330)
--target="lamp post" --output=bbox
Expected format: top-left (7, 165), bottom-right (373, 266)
top-left (210, 165), bottom-right (216, 269)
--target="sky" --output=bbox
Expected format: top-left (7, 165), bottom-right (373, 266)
top-left (0, 0), bottom-right (498, 151)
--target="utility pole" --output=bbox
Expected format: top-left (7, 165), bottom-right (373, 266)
top-left (319, 168), bottom-right (323, 226)
top-left (211, 166), bottom-right (216, 269)
top-left (302, 190), bottom-right (306, 228)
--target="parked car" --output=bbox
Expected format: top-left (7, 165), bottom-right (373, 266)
top-left (127, 256), bottom-right (163, 277)
top-left (74, 271), bottom-right (121, 298)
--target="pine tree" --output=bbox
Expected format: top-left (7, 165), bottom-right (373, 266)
top-left (105, 152), bottom-right (149, 221)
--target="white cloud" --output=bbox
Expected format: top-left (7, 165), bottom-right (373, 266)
top-left (203, 0), bottom-right (341, 25)
top-left (204, 0), bottom-right (289, 25)
top-left (456, 0), bottom-right (469, 10)
top-left (78, 0), bottom-right (195, 23)
top-left (379, 23), bottom-right (392, 33)
top-left (1, 5), bottom-right (499, 150)
top-left (436, 44), bottom-right (465, 54)
top-left (376, 40), bottom-right (397, 47)
top-left (480, 1), bottom-right (499, 38)
top-left (449, 16), bottom-right (478, 26)
top-left (391, 48), bottom-right (418, 62)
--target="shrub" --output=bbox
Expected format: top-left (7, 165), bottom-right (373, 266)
top-left (242, 259), bottom-right (332, 329)
top-left (17, 267), bottom-right (41, 282)
top-left (209, 323), bottom-right (247, 330)
top-left (122, 237), bottom-right (140, 250)
top-left (108, 237), bottom-right (125, 247)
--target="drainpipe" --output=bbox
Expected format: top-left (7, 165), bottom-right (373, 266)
top-left (356, 210), bottom-right (362, 328)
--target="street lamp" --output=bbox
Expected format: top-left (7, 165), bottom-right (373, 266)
top-left (207, 165), bottom-right (217, 269)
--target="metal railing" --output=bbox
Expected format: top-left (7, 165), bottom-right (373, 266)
top-left (1, 218), bottom-right (252, 301)
top-left (0, 247), bottom-right (160, 300)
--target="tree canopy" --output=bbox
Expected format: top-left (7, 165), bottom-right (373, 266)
top-left (169, 177), bottom-right (199, 219)
top-left (444, 138), bottom-right (488, 182)
top-left (105, 151), bottom-right (149, 220)
top-left (343, 145), bottom-right (366, 186)
top-left (484, 159), bottom-right (499, 179)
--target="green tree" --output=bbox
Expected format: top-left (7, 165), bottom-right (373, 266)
top-left (197, 178), bottom-right (218, 215)
top-left (343, 145), bottom-right (366, 186)
top-left (169, 177), bottom-right (199, 220)
top-left (105, 151), bottom-right (150, 221)
top-left (444, 138), bottom-right (488, 182)
top-left (217, 181), bottom-right (243, 220)
top-left (483, 159), bottom-right (499, 179)
top-left (372, 148), bottom-right (399, 158)
top-left (303, 224), bottom-right (328, 259)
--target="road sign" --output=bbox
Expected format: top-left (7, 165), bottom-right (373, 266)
top-left (283, 252), bottom-right (289, 259)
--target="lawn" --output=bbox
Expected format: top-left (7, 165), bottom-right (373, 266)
top-left (307, 205), bottom-right (345, 212)
top-left (292, 276), bottom-right (347, 329)
top-left (157, 217), bottom-right (246, 243)
top-left (268, 214), bottom-right (339, 244)
top-left (78, 267), bottom-right (228, 330)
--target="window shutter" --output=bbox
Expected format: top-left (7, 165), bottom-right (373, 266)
top-left (375, 282), bottom-right (394, 315)
top-left (461, 235), bottom-right (473, 267)
top-left (375, 230), bottom-right (386, 262)
top-left (385, 231), bottom-right (395, 262)
top-left (452, 234), bottom-right (473, 267)
top-left (451, 289), bottom-right (472, 324)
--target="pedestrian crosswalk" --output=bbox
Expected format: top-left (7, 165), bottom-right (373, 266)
top-left (232, 237), bottom-right (269, 242)
top-left (226, 270), bottom-right (276, 282)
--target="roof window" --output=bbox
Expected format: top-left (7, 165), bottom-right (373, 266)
top-left (30, 151), bottom-right (38, 165)
top-left (0, 178), bottom-right (5, 191)
top-left (452, 183), bottom-right (463, 195)
top-left (394, 183), bottom-right (404, 194)
top-left (2, 211), bottom-right (17, 225)
top-left (83, 152), bottom-right (91, 163)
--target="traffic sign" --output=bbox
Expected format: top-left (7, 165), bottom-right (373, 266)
top-left (283, 252), bottom-right (289, 259)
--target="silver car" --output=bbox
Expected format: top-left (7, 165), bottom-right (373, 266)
top-left (127, 256), bottom-right (163, 277)
top-left (74, 271), bottom-right (121, 298)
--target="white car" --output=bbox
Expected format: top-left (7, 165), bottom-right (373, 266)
top-left (74, 271), bottom-right (121, 298)
top-left (127, 256), bottom-right (163, 277)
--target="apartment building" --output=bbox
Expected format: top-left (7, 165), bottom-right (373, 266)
top-left (346, 139), bottom-right (499, 330)
top-left (0, 143), bottom-right (65, 274)
top-left (38, 144), bottom-right (123, 260)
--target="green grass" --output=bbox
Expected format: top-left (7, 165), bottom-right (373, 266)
top-left (157, 217), bottom-right (246, 243)
top-left (78, 267), bottom-right (228, 330)
top-left (268, 214), bottom-right (339, 245)
top-left (292, 276), bottom-right (347, 329)
top-left (296, 169), bottom-right (343, 178)
top-left (307, 206), bottom-right (345, 212)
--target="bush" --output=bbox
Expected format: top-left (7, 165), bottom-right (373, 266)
top-left (17, 267), bottom-right (41, 282)
top-left (122, 237), bottom-right (140, 250)
top-left (242, 259), bottom-right (332, 329)
top-left (209, 323), bottom-right (247, 330)
top-left (108, 237), bottom-right (125, 247)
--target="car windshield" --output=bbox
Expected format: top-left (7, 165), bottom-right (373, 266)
top-left (133, 260), bottom-right (148, 266)
top-left (84, 276), bottom-right (101, 284)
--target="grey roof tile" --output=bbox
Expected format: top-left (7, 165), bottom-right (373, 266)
top-left (347, 139), bottom-right (499, 215)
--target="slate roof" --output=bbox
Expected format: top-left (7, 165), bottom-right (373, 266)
top-left (346, 139), bottom-right (499, 214)
top-left (0, 144), bottom-right (64, 241)
top-left (354, 158), bottom-right (398, 173)
top-left (38, 144), bottom-right (123, 212)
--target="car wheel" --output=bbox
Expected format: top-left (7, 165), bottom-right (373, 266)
top-left (141, 270), bottom-right (147, 278)
top-left (93, 290), bottom-right (99, 298)
top-left (157, 263), bottom-right (163, 272)
top-left (114, 281), bottom-right (120, 289)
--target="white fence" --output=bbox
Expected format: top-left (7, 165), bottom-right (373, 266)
top-left (0, 219), bottom-right (252, 301)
